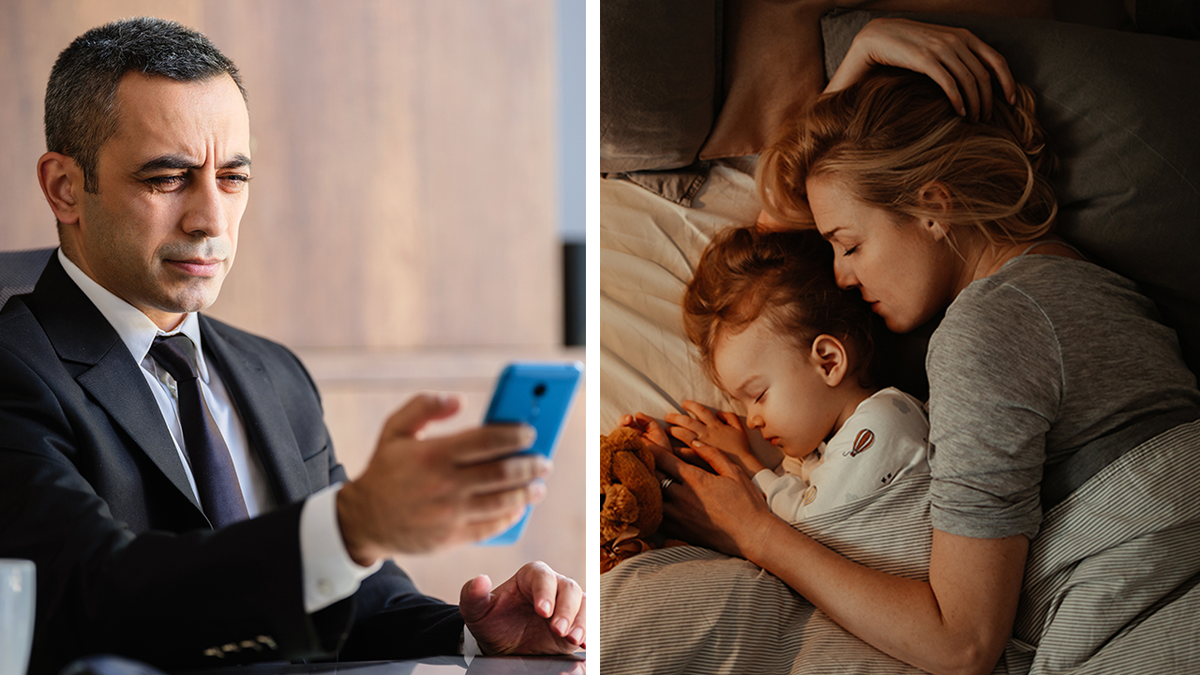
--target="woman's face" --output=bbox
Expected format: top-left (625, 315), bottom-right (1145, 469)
top-left (806, 174), bottom-right (963, 333)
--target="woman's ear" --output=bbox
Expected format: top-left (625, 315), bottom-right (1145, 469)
top-left (38, 152), bottom-right (83, 226)
top-left (810, 335), bottom-right (849, 387)
top-left (917, 181), bottom-right (953, 241)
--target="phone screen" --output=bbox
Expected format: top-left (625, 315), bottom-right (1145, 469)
top-left (478, 361), bottom-right (582, 546)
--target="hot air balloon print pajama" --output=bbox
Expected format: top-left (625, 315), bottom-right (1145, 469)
top-left (751, 388), bottom-right (932, 523)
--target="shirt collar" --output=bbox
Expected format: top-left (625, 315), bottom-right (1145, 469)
top-left (58, 249), bottom-right (211, 382)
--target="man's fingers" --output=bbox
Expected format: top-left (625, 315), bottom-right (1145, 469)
top-left (457, 453), bottom-right (551, 495)
top-left (520, 561), bottom-right (560, 620)
top-left (568, 593), bottom-right (586, 646)
top-left (515, 561), bottom-right (584, 645)
top-left (550, 576), bottom-right (585, 644)
top-left (458, 574), bottom-right (494, 623)
top-left (444, 424), bottom-right (537, 465)
top-left (460, 505), bottom-right (532, 545)
top-left (382, 392), bottom-right (463, 437)
top-left (466, 480), bottom-right (544, 522)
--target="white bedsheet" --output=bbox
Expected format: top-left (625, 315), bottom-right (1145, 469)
top-left (600, 158), bottom-right (765, 437)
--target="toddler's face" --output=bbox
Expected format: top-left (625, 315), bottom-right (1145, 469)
top-left (713, 318), bottom-right (841, 459)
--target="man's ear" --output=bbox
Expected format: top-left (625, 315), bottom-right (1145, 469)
top-left (917, 181), bottom-right (953, 241)
top-left (810, 335), bottom-right (849, 387)
top-left (38, 152), bottom-right (83, 226)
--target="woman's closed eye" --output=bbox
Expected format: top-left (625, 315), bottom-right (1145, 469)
top-left (842, 245), bottom-right (859, 256)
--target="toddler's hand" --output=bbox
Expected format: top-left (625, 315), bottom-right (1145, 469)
top-left (665, 401), bottom-right (767, 476)
top-left (618, 412), bottom-right (672, 450)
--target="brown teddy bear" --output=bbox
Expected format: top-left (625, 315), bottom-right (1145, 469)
top-left (600, 425), bottom-right (664, 573)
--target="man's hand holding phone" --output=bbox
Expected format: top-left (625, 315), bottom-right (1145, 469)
top-left (336, 392), bottom-right (550, 566)
top-left (334, 363), bottom-right (586, 655)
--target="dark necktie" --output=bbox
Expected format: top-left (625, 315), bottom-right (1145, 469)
top-left (149, 334), bottom-right (249, 528)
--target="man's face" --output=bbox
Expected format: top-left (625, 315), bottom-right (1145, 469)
top-left (71, 72), bottom-right (251, 330)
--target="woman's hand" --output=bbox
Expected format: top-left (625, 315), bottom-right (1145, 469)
top-left (650, 440), bottom-right (776, 560)
top-left (828, 17), bottom-right (1016, 122)
top-left (665, 401), bottom-right (768, 475)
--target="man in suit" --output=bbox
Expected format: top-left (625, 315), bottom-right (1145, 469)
top-left (0, 17), bottom-right (583, 674)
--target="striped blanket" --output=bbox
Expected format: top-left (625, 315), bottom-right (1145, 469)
top-left (600, 420), bottom-right (1200, 674)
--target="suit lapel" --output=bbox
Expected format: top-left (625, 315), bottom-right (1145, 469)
top-left (200, 316), bottom-right (312, 505)
top-left (30, 256), bottom-right (202, 512)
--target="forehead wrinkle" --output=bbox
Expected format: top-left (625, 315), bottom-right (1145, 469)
top-left (109, 74), bottom-right (249, 166)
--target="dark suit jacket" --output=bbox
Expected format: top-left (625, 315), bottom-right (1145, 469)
top-left (0, 256), bottom-right (464, 674)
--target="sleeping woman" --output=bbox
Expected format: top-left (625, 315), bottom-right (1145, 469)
top-left (643, 19), bottom-right (1200, 675)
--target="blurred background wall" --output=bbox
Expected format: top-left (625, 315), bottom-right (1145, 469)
top-left (0, 0), bottom-right (584, 603)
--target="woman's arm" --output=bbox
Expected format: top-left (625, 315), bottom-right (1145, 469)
top-left (828, 18), bottom-right (1017, 122)
top-left (654, 442), bottom-right (1028, 675)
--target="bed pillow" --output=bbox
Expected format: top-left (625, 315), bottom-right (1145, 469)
top-left (600, 0), bottom-right (722, 173)
top-left (823, 10), bottom-right (1200, 378)
top-left (698, 0), bottom-right (1053, 161)
top-left (601, 1), bottom-right (1053, 176)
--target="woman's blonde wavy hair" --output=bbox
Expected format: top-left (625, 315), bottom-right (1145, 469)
top-left (757, 67), bottom-right (1057, 244)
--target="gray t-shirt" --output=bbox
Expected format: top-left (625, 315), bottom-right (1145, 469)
top-left (926, 255), bottom-right (1200, 540)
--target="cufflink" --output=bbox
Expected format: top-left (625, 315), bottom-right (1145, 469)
top-left (202, 635), bottom-right (278, 659)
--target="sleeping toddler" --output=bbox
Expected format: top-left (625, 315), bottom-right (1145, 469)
top-left (628, 225), bottom-right (929, 522)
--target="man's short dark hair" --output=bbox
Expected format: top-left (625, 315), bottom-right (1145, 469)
top-left (44, 16), bottom-right (246, 193)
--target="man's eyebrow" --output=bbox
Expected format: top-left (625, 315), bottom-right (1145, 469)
top-left (221, 154), bottom-right (252, 170)
top-left (134, 154), bottom-right (252, 174)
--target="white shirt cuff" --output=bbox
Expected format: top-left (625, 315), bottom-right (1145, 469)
top-left (300, 482), bottom-right (383, 614)
top-left (462, 625), bottom-right (481, 661)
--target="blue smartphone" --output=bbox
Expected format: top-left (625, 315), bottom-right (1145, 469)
top-left (478, 360), bottom-right (583, 546)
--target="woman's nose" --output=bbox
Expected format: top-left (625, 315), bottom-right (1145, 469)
top-left (833, 257), bottom-right (857, 289)
top-left (748, 413), bottom-right (764, 430)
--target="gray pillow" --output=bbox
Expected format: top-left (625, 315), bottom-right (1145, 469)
top-left (600, 0), bottom-right (722, 173)
top-left (823, 11), bottom-right (1200, 378)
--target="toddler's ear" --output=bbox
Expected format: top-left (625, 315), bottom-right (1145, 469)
top-left (810, 335), bottom-right (849, 386)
